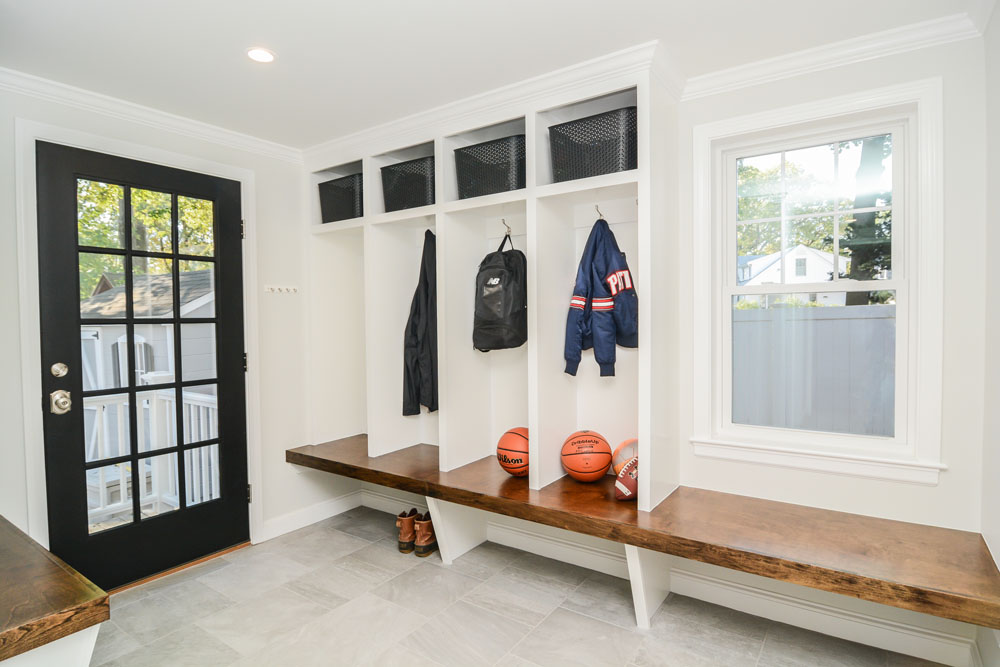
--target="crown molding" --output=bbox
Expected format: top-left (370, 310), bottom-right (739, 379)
top-left (0, 66), bottom-right (303, 164)
top-left (681, 13), bottom-right (980, 101)
top-left (968, 0), bottom-right (998, 34)
top-left (302, 41), bottom-right (664, 169)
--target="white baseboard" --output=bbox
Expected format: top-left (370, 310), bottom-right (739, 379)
top-left (485, 519), bottom-right (630, 579)
top-left (260, 485), bottom-right (982, 666)
top-left (257, 489), bottom-right (363, 543)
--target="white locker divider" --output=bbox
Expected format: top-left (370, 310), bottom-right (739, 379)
top-left (304, 42), bottom-right (680, 511)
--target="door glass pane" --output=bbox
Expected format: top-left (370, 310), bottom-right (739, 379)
top-left (178, 196), bottom-right (214, 257)
top-left (185, 444), bottom-right (220, 506)
top-left (133, 257), bottom-right (173, 318)
top-left (84, 393), bottom-right (131, 463)
top-left (87, 461), bottom-right (132, 534)
top-left (81, 325), bottom-right (126, 391)
top-left (131, 189), bottom-right (172, 254)
top-left (182, 384), bottom-right (218, 444)
top-left (137, 388), bottom-right (177, 453)
top-left (179, 261), bottom-right (214, 318)
top-left (139, 453), bottom-right (179, 519)
top-left (80, 253), bottom-right (126, 318)
top-left (731, 291), bottom-right (896, 437)
top-left (77, 179), bottom-right (125, 249)
top-left (181, 323), bottom-right (216, 381)
top-left (134, 323), bottom-right (175, 385)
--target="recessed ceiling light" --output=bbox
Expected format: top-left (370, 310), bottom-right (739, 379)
top-left (247, 48), bottom-right (275, 63)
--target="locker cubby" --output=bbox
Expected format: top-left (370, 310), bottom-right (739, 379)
top-left (441, 118), bottom-right (527, 203)
top-left (364, 214), bottom-right (439, 456)
top-left (368, 142), bottom-right (436, 217)
top-left (530, 181), bottom-right (640, 489)
top-left (438, 201), bottom-right (529, 470)
top-left (535, 87), bottom-right (638, 187)
top-left (310, 160), bottom-right (363, 227)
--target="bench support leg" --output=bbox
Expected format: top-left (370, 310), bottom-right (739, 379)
top-left (425, 497), bottom-right (487, 565)
top-left (625, 545), bottom-right (672, 630)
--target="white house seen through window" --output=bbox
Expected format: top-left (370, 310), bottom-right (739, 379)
top-left (730, 132), bottom-right (897, 438)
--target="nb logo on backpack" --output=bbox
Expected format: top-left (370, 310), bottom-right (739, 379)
top-left (486, 277), bottom-right (501, 286)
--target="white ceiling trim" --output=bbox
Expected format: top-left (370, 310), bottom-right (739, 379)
top-left (0, 66), bottom-right (303, 164)
top-left (680, 13), bottom-right (981, 102)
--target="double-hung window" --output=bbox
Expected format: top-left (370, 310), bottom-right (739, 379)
top-left (693, 83), bottom-right (945, 483)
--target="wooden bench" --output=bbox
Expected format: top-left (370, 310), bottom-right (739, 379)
top-left (287, 435), bottom-right (1000, 631)
top-left (0, 515), bottom-right (109, 664)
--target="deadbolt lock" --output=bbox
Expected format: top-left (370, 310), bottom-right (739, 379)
top-left (50, 390), bottom-right (72, 415)
top-left (50, 362), bottom-right (69, 377)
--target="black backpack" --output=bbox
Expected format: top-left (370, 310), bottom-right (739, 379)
top-left (473, 234), bottom-right (527, 351)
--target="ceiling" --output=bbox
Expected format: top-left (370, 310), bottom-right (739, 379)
top-left (0, 0), bottom-right (986, 148)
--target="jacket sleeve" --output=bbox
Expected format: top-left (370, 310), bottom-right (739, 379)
top-left (403, 230), bottom-right (438, 415)
top-left (565, 225), bottom-right (599, 376)
top-left (402, 267), bottom-right (424, 416)
top-left (589, 220), bottom-right (619, 376)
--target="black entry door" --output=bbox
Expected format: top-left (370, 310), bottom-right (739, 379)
top-left (36, 142), bottom-right (249, 590)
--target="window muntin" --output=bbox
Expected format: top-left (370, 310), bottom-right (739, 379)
top-left (726, 129), bottom-right (902, 445)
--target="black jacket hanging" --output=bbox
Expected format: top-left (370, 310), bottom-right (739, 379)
top-left (403, 229), bottom-right (438, 415)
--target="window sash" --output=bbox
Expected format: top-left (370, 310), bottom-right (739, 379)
top-left (718, 121), bottom-right (908, 452)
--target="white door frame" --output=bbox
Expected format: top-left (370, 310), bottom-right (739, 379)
top-left (14, 119), bottom-right (265, 547)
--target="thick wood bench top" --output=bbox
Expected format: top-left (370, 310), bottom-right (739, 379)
top-left (0, 515), bottom-right (109, 661)
top-left (287, 435), bottom-right (1000, 629)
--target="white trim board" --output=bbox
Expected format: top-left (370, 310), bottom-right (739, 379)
top-left (0, 67), bottom-right (302, 164)
top-left (14, 119), bottom-right (265, 546)
top-left (680, 13), bottom-right (980, 101)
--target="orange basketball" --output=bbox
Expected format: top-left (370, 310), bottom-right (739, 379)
top-left (561, 430), bottom-right (612, 482)
top-left (497, 427), bottom-right (529, 477)
top-left (612, 438), bottom-right (638, 475)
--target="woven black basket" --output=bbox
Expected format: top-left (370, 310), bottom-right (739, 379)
top-left (548, 106), bottom-right (637, 183)
top-left (381, 156), bottom-right (435, 212)
top-left (455, 135), bottom-right (526, 199)
top-left (318, 173), bottom-right (364, 223)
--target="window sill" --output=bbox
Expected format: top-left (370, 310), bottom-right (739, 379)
top-left (690, 438), bottom-right (945, 485)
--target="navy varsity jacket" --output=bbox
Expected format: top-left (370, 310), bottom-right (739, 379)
top-left (565, 219), bottom-right (638, 377)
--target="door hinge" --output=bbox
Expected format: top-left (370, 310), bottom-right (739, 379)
top-left (243, 353), bottom-right (248, 372)
top-left (247, 484), bottom-right (252, 504)
top-left (241, 219), bottom-right (245, 239)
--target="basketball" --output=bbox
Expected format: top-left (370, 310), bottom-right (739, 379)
top-left (561, 430), bottom-right (612, 482)
top-left (497, 427), bottom-right (529, 477)
top-left (612, 438), bottom-right (638, 475)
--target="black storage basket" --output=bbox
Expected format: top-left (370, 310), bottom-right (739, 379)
top-left (548, 106), bottom-right (638, 183)
top-left (381, 156), bottom-right (435, 212)
top-left (455, 135), bottom-right (526, 199)
top-left (318, 173), bottom-right (363, 223)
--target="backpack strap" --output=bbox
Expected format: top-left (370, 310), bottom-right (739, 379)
top-left (497, 233), bottom-right (514, 252)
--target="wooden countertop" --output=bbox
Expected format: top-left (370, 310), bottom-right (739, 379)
top-left (0, 515), bottom-right (109, 661)
top-left (287, 434), bottom-right (1000, 629)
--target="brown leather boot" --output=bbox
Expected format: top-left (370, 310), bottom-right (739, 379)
top-left (414, 513), bottom-right (438, 557)
top-left (396, 508), bottom-right (418, 553)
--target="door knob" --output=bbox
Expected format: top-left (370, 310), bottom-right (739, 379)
top-left (50, 390), bottom-right (72, 415)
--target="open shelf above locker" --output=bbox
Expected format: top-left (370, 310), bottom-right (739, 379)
top-left (370, 142), bottom-right (436, 216)
top-left (311, 160), bottom-right (364, 227)
top-left (535, 88), bottom-right (639, 188)
top-left (442, 117), bottom-right (527, 204)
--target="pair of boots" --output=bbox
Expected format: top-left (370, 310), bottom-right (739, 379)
top-left (396, 508), bottom-right (437, 557)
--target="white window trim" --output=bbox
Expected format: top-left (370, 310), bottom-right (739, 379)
top-left (691, 78), bottom-right (945, 485)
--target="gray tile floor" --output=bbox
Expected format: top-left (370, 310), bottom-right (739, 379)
top-left (90, 507), bottom-right (942, 667)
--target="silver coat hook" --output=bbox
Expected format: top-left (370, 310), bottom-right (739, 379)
top-left (502, 218), bottom-right (512, 235)
top-left (595, 204), bottom-right (604, 219)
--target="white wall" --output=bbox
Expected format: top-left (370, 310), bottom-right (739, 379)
top-left (981, 7), bottom-right (1000, 563)
top-left (0, 81), bottom-right (356, 540)
top-left (676, 39), bottom-right (987, 531)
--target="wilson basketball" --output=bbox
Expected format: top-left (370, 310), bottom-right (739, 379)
top-left (612, 438), bottom-right (638, 475)
top-left (561, 430), bottom-right (612, 482)
top-left (497, 427), bottom-right (529, 477)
